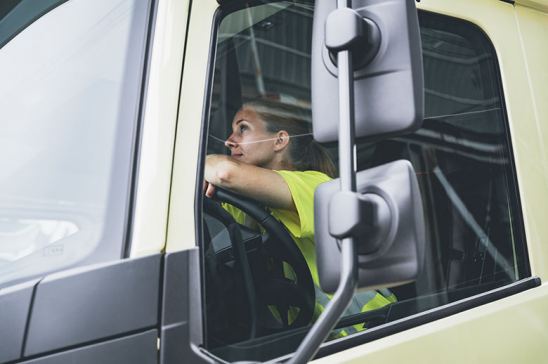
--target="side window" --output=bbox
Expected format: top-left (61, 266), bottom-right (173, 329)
top-left (366, 13), bottom-right (528, 309)
top-left (201, 2), bottom-right (527, 362)
top-left (0, 0), bottom-right (151, 286)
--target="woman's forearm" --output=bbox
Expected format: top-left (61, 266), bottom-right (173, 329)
top-left (204, 155), bottom-right (239, 187)
top-left (204, 154), bottom-right (295, 211)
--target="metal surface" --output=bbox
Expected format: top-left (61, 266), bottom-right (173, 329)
top-left (21, 330), bottom-right (158, 364)
top-left (0, 279), bottom-right (39, 363)
top-left (130, 0), bottom-right (191, 258)
top-left (160, 249), bottom-right (214, 364)
top-left (25, 255), bottom-right (161, 356)
top-left (167, 0), bottom-right (218, 253)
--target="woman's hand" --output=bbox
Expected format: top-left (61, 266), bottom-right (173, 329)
top-left (203, 155), bottom-right (236, 199)
top-left (203, 155), bottom-right (225, 198)
top-left (204, 155), bottom-right (234, 186)
top-left (203, 181), bottom-right (216, 198)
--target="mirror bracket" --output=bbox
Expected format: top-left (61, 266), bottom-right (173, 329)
top-left (328, 191), bottom-right (390, 255)
top-left (325, 8), bottom-right (380, 70)
top-left (328, 191), bottom-right (372, 239)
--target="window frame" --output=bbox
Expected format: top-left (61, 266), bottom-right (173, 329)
top-left (195, 1), bottom-right (537, 361)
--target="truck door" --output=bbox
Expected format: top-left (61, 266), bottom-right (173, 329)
top-left (167, 0), bottom-right (548, 362)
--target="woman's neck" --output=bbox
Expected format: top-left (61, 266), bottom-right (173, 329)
top-left (265, 156), bottom-right (295, 171)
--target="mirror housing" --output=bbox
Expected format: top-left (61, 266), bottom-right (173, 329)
top-left (290, 2), bottom-right (425, 362)
top-left (315, 160), bottom-right (425, 293)
top-left (311, 0), bottom-right (423, 142)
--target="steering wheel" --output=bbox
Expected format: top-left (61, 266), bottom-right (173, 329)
top-left (203, 187), bottom-right (315, 338)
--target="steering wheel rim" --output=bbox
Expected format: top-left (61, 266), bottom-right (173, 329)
top-left (205, 187), bottom-right (315, 334)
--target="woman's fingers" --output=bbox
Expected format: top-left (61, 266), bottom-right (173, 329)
top-left (205, 182), bottom-right (216, 198)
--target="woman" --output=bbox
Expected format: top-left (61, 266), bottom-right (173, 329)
top-left (204, 99), bottom-right (395, 331)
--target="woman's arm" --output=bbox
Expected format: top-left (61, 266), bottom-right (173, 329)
top-left (204, 154), bottom-right (296, 211)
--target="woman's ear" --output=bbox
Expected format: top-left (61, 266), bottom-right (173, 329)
top-left (273, 130), bottom-right (290, 152)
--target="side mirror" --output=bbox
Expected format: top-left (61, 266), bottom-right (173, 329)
top-left (311, 0), bottom-right (425, 292)
top-left (290, 2), bottom-right (424, 362)
top-left (315, 160), bottom-right (425, 293)
top-left (312, 0), bottom-right (423, 142)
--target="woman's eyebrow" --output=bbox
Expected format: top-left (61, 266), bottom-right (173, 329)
top-left (230, 119), bottom-right (241, 130)
top-left (233, 119), bottom-right (251, 128)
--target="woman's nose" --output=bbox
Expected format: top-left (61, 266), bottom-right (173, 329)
top-left (225, 135), bottom-right (237, 149)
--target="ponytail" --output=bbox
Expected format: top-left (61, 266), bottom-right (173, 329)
top-left (297, 138), bottom-right (337, 178)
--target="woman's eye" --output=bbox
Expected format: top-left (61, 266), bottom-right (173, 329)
top-left (239, 125), bottom-right (248, 132)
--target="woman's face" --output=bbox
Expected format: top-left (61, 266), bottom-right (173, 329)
top-left (225, 107), bottom-right (279, 168)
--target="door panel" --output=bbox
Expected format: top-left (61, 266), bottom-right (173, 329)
top-left (315, 283), bottom-right (548, 363)
top-left (0, 280), bottom-right (38, 363)
top-left (1, 254), bottom-right (162, 363)
top-left (159, 249), bottom-right (215, 364)
top-left (25, 255), bottom-right (161, 357)
top-left (21, 330), bottom-right (157, 364)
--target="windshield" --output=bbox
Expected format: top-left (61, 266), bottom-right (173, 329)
top-left (0, 0), bottom-right (150, 287)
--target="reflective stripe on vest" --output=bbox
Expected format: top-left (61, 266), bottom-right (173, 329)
top-left (313, 285), bottom-right (396, 336)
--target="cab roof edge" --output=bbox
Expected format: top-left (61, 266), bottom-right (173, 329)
top-left (217, 0), bottom-right (423, 2)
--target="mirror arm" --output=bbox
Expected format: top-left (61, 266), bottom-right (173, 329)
top-left (289, 1), bottom-right (361, 362)
top-left (288, 239), bottom-right (357, 364)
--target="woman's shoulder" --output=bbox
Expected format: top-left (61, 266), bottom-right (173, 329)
top-left (275, 169), bottom-right (332, 184)
top-left (274, 170), bottom-right (332, 206)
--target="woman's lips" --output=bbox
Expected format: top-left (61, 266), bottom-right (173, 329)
top-left (231, 153), bottom-right (243, 158)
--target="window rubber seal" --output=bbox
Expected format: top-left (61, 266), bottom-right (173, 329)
top-left (194, 2), bottom-right (224, 350)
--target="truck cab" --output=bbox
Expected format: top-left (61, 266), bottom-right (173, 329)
top-left (1, 0), bottom-right (547, 363)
